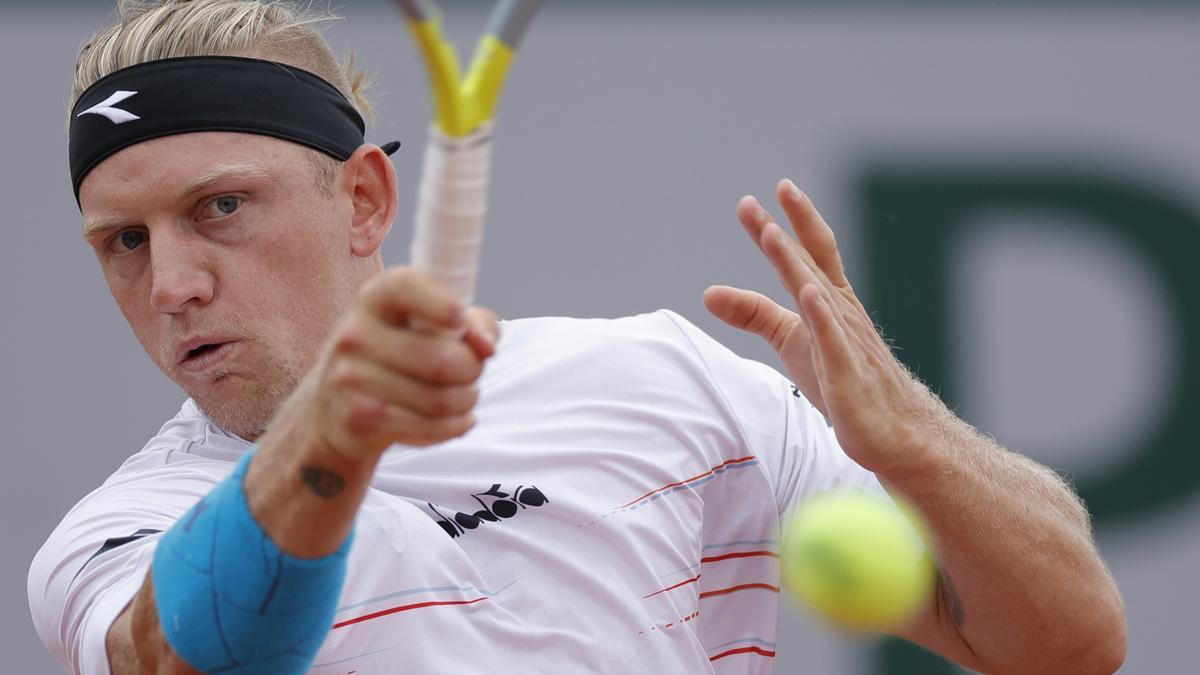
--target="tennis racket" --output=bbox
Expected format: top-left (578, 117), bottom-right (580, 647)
top-left (395, 0), bottom-right (544, 306)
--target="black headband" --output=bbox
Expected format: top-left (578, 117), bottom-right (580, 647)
top-left (69, 56), bottom-right (396, 203)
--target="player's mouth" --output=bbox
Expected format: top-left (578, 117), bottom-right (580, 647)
top-left (175, 337), bottom-right (239, 374)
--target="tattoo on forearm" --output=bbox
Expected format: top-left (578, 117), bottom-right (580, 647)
top-left (940, 570), bottom-right (967, 628)
top-left (299, 465), bottom-right (345, 498)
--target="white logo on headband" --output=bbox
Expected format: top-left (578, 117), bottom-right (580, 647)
top-left (77, 90), bottom-right (140, 125)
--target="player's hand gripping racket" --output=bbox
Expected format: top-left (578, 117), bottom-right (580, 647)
top-left (395, 0), bottom-right (543, 309)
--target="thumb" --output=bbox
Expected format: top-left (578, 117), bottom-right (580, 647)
top-left (703, 285), bottom-right (798, 351)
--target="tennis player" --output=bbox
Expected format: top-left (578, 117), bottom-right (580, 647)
top-left (29, 1), bottom-right (1126, 674)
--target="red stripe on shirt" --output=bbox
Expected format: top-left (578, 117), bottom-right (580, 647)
top-left (709, 645), bottom-right (777, 661)
top-left (618, 455), bottom-right (757, 509)
top-left (642, 573), bottom-right (702, 599)
top-left (698, 582), bottom-right (780, 600)
top-left (332, 597), bottom-right (488, 629)
top-left (700, 550), bottom-right (779, 564)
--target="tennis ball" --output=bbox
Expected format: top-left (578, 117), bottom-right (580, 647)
top-left (780, 491), bottom-right (935, 633)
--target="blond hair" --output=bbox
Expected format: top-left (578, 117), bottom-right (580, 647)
top-left (70, 0), bottom-right (372, 123)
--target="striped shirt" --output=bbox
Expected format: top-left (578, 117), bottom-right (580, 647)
top-left (30, 310), bottom-right (885, 674)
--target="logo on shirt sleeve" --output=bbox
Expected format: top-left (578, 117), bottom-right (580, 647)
top-left (70, 528), bottom-right (162, 588)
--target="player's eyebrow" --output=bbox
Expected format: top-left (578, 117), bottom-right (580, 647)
top-left (177, 164), bottom-right (271, 200)
top-left (82, 164), bottom-right (273, 237)
top-left (82, 214), bottom-right (130, 237)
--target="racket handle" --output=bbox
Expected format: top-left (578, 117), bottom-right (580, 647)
top-left (409, 122), bottom-right (493, 339)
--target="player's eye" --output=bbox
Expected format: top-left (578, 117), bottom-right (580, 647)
top-left (109, 228), bottom-right (148, 254)
top-left (200, 195), bottom-right (242, 219)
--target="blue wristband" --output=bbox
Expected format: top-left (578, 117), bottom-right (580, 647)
top-left (153, 449), bottom-right (353, 673)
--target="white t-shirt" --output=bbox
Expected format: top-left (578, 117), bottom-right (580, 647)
top-left (30, 311), bottom-right (885, 674)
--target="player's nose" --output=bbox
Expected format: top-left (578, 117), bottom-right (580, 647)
top-left (148, 228), bottom-right (215, 315)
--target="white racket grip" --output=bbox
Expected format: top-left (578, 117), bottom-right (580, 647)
top-left (410, 122), bottom-right (495, 307)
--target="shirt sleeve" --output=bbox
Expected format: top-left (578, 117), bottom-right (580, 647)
top-left (28, 454), bottom-right (228, 675)
top-left (659, 310), bottom-right (887, 516)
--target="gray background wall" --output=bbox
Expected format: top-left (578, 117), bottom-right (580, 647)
top-left (3, 2), bottom-right (1198, 673)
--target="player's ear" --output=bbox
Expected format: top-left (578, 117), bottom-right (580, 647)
top-left (342, 144), bottom-right (397, 258)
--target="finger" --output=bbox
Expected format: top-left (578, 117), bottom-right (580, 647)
top-left (462, 307), bottom-right (500, 360)
top-left (760, 221), bottom-right (828, 306)
top-left (741, 192), bottom-right (832, 291)
top-left (797, 284), bottom-right (854, 380)
top-left (703, 285), bottom-right (805, 353)
top-left (776, 180), bottom-right (849, 287)
top-left (333, 317), bottom-right (486, 385)
top-left (332, 356), bottom-right (480, 418)
top-left (335, 390), bottom-right (477, 446)
top-left (737, 194), bottom-right (776, 252)
top-left (402, 415), bottom-right (477, 446)
top-left (362, 267), bottom-right (465, 329)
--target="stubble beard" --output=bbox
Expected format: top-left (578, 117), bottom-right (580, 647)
top-left (155, 320), bottom-right (311, 441)
top-left (196, 355), bottom-right (304, 441)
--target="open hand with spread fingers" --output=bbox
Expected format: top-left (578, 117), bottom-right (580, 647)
top-left (704, 179), bottom-right (946, 477)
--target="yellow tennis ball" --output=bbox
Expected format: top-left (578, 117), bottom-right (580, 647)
top-left (781, 491), bottom-right (935, 633)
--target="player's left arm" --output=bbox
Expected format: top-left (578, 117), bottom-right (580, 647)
top-left (704, 179), bottom-right (1127, 675)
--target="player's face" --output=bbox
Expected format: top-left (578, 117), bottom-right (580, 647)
top-left (78, 132), bottom-right (362, 439)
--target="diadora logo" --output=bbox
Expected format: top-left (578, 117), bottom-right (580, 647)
top-left (426, 483), bottom-right (549, 539)
top-left (77, 90), bottom-right (140, 125)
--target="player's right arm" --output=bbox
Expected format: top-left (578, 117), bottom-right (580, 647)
top-left (104, 268), bottom-right (499, 674)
